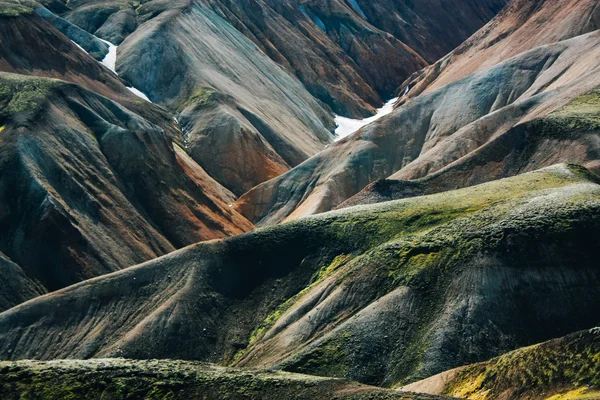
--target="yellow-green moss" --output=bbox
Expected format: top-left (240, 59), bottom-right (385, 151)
top-left (0, 75), bottom-right (59, 118)
top-left (235, 254), bottom-right (353, 362)
top-left (178, 87), bottom-right (220, 112)
top-left (0, 0), bottom-right (35, 17)
top-left (443, 330), bottom-right (600, 400)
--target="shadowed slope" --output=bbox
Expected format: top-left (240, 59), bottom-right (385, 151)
top-left (0, 165), bottom-right (598, 388)
top-left (401, 329), bottom-right (600, 400)
top-left (0, 73), bottom-right (252, 309)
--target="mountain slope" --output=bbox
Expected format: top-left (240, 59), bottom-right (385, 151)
top-left (0, 165), bottom-right (598, 388)
top-left (0, 72), bottom-right (253, 310)
top-left (398, 0), bottom-right (600, 104)
top-left (236, 0), bottom-right (600, 225)
top-left (0, 359), bottom-right (452, 400)
top-left (341, 86), bottom-right (600, 208)
top-left (236, 26), bottom-right (600, 225)
top-left (401, 329), bottom-right (600, 400)
top-left (56, 0), bottom-right (507, 118)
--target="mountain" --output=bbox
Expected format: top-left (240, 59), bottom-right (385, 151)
top-left (0, 165), bottom-right (598, 388)
top-left (234, 0), bottom-right (600, 226)
top-left (398, 0), bottom-right (600, 104)
top-left (50, 0), bottom-right (506, 118)
top-left (0, 71), bottom-right (253, 311)
top-left (28, 0), bottom-right (507, 197)
top-left (401, 328), bottom-right (600, 400)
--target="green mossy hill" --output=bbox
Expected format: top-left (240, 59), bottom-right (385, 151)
top-left (442, 328), bottom-right (600, 400)
top-left (238, 164), bottom-right (600, 386)
top-left (0, 164), bottom-right (598, 392)
top-left (0, 0), bottom-right (36, 17)
top-left (0, 359), bottom-right (451, 400)
top-left (0, 73), bottom-right (61, 119)
top-left (547, 88), bottom-right (600, 130)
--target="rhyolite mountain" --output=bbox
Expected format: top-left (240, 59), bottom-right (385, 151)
top-left (0, 165), bottom-right (598, 389)
top-left (0, 0), bottom-right (599, 398)
top-left (0, 72), bottom-right (253, 311)
top-left (0, 0), bottom-right (508, 306)
top-left (235, 0), bottom-right (600, 226)
top-left (28, 0), bottom-right (507, 197)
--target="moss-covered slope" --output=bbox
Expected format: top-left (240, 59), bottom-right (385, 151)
top-left (402, 328), bottom-right (600, 400)
top-left (0, 359), bottom-right (452, 400)
top-left (0, 164), bottom-right (598, 389)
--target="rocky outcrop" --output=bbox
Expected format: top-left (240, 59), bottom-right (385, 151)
top-left (0, 73), bottom-right (253, 309)
top-left (235, 0), bottom-right (600, 225)
top-left (0, 165), bottom-right (598, 388)
top-left (401, 329), bottom-right (600, 399)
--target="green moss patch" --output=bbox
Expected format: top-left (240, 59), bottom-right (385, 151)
top-left (0, 74), bottom-right (60, 118)
top-left (443, 329), bottom-right (600, 400)
top-left (0, 0), bottom-right (35, 17)
top-left (0, 359), bottom-right (433, 400)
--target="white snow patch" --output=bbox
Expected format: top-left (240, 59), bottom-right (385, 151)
top-left (96, 38), bottom-right (152, 102)
top-left (334, 97), bottom-right (398, 141)
top-left (127, 87), bottom-right (152, 103)
top-left (98, 38), bottom-right (118, 74)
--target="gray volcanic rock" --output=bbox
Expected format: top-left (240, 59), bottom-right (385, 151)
top-left (0, 6), bottom-right (181, 142)
top-left (0, 73), bottom-right (253, 308)
top-left (62, 0), bottom-right (137, 45)
top-left (35, 5), bottom-right (110, 61)
top-left (235, 4), bottom-right (600, 226)
top-left (0, 166), bottom-right (598, 388)
top-left (0, 252), bottom-right (43, 312)
top-left (341, 87), bottom-right (600, 208)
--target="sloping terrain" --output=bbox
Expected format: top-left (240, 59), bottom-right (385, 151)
top-left (341, 87), bottom-right (600, 208)
top-left (0, 72), bottom-right (253, 310)
top-left (398, 0), bottom-right (600, 104)
top-left (0, 3), bottom-right (181, 139)
top-left (37, 0), bottom-right (506, 195)
top-left (0, 359), bottom-right (452, 400)
top-left (401, 328), bottom-right (600, 400)
top-left (0, 165), bottom-right (598, 389)
top-left (56, 0), bottom-right (506, 118)
top-left (235, 0), bottom-right (600, 226)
